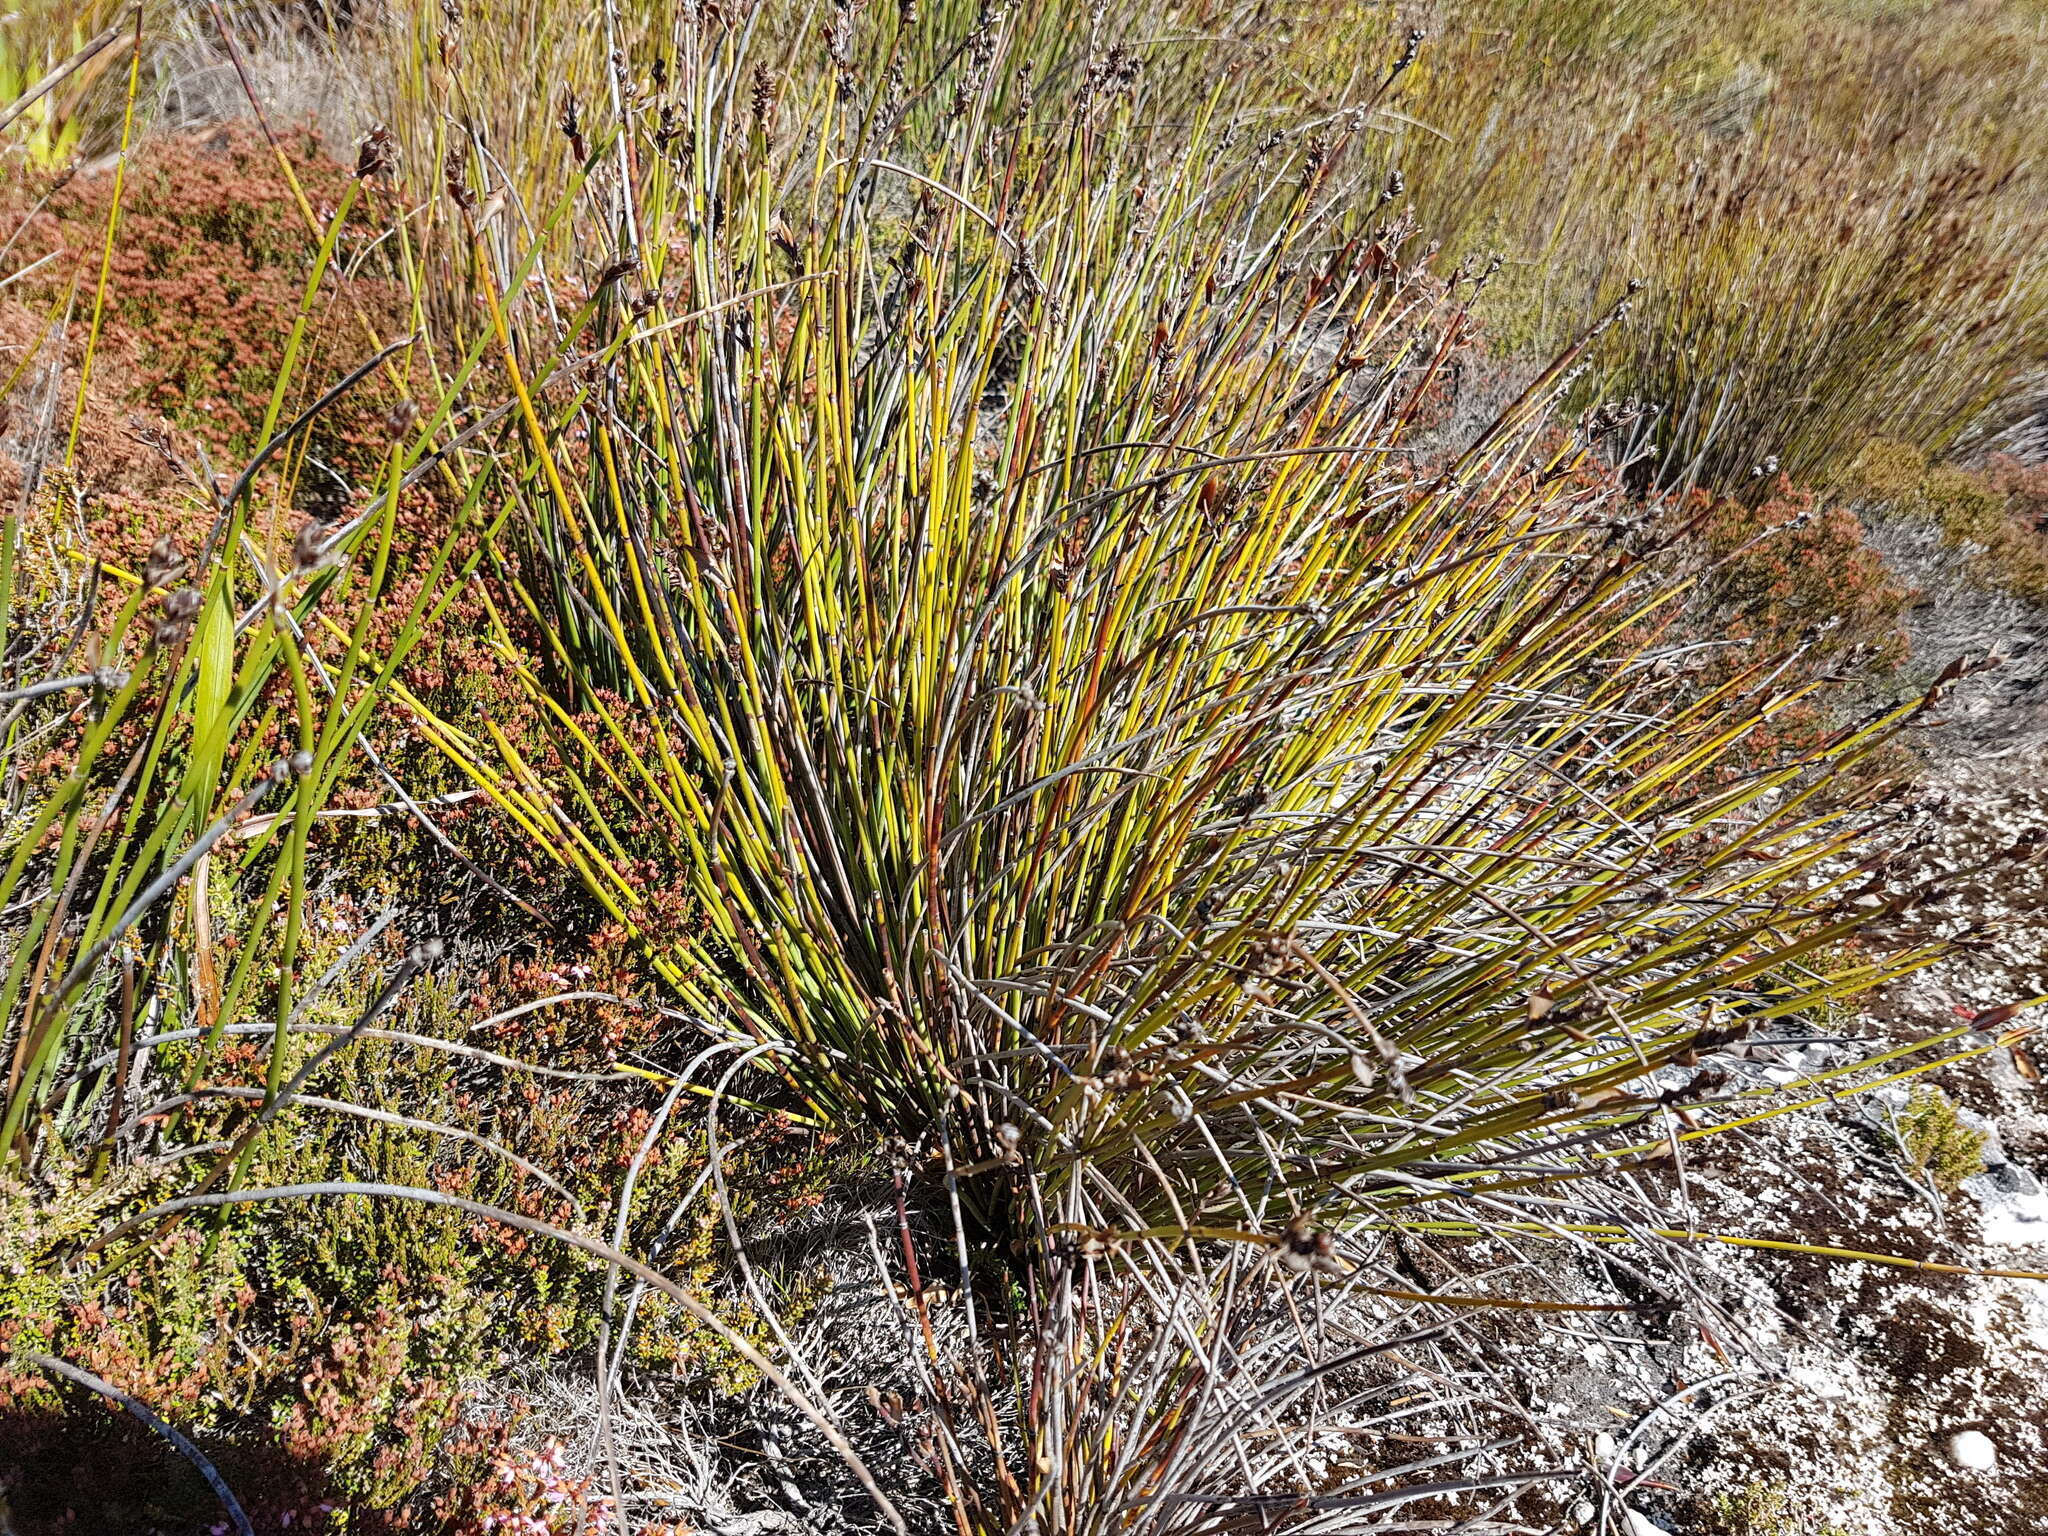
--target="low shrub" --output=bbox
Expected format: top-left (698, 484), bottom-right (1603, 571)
top-left (1896, 1082), bottom-right (1987, 1197)
top-left (1847, 438), bottom-right (2048, 606)
top-left (2, 125), bottom-right (415, 485)
top-left (1678, 476), bottom-right (1915, 674)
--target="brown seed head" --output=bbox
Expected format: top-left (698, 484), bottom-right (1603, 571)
top-left (142, 534), bottom-right (184, 591)
top-left (444, 149), bottom-right (476, 211)
top-left (355, 125), bottom-right (396, 180)
top-left (153, 587), bottom-right (203, 648)
top-left (1245, 931), bottom-right (1297, 978)
top-left (384, 398), bottom-right (419, 443)
top-left (291, 520), bottom-right (329, 575)
top-left (1277, 1213), bottom-right (1346, 1275)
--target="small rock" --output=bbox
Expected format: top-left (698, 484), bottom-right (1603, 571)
top-left (1947, 1429), bottom-right (1998, 1471)
top-left (1972, 1185), bottom-right (2048, 1247)
top-left (1625, 1511), bottom-right (1669, 1536)
top-left (1570, 1500), bottom-right (1596, 1526)
top-left (1987, 1161), bottom-right (2043, 1197)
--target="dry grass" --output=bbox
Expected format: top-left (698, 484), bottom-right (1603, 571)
top-left (1249, 0), bottom-right (2048, 486)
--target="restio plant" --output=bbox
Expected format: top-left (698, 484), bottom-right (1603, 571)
top-left (403, 0), bottom-right (1974, 1299)
top-left (1234, 0), bottom-right (2048, 488)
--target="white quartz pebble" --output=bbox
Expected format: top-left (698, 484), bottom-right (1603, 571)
top-left (1948, 1429), bottom-right (1998, 1471)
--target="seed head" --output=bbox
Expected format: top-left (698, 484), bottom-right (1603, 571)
top-left (1220, 786), bottom-right (1266, 819)
top-left (1245, 930), bottom-right (1298, 978)
top-left (384, 398), bottom-right (419, 443)
top-left (153, 587), bottom-right (203, 647)
top-left (444, 149), bottom-right (476, 212)
top-left (1276, 1213), bottom-right (1346, 1275)
top-left (825, 0), bottom-right (855, 70)
top-left (355, 125), bottom-right (396, 180)
top-left (142, 534), bottom-right (184, 591)
top-left (559, 92), bottom-right (588, 162)
top-left (291, 520), bottom-right (330, 575)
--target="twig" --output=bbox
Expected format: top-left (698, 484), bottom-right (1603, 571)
top-left (203, 334), bottom-right (420, 560)
top-left (22, 1352), bottom-right (254, 1536)
top-left (0, 21), bottom-right (131, 135)
top-left (38, 768), bottom-right (286, 1026)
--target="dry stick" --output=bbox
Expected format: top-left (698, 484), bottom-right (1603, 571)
top-left (1621, 1381), bottom-right (1777, 1503)
top-left (0, 20), bottom-right (131, 135)
top-left (606, 1157), bottom-right (736, 1403)
top-left (98, 1183), bottom-right (908, 1535)
top-left (62, 5), bottom-right (146, 472)
top-left (1595, 1370), bottom-right (1739, 1534)
top-left (0, 672), bottom-right (107, 705)
top-left (201, 334), bottom-right (420, 562)
top-left (595, 1054), bottom-right (725, 1514)
top-left (705, 1044), bottom-right (834, 1400)
top-left (127, 1085), bottom-right (579, 1208)
top-left (0, 246), bottom-right (65, 293)
top-left (181, 941), bottom-right (441, 1208)
top-left (232, 788), bottom-right (479, 839)
top-left (3, 677), bottom-right (157, 1108)
top-left (281, 910), bottom-right (400, 1036)
top-left (35, 769), bottom-right (284, 1035)
top-left (70, 1019), bottom-right (640, 1086)
top-left (98, 955), bottom-right (136, 1172)
top-left (890, 1161), bottom-right (979, 1536)
top-left (1156, 1467), bottom-right (1581, 1513)
top-left (23, 1352), bottom-right (254, 1536)
top-left (201, 1), bottom-right (317, 232)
